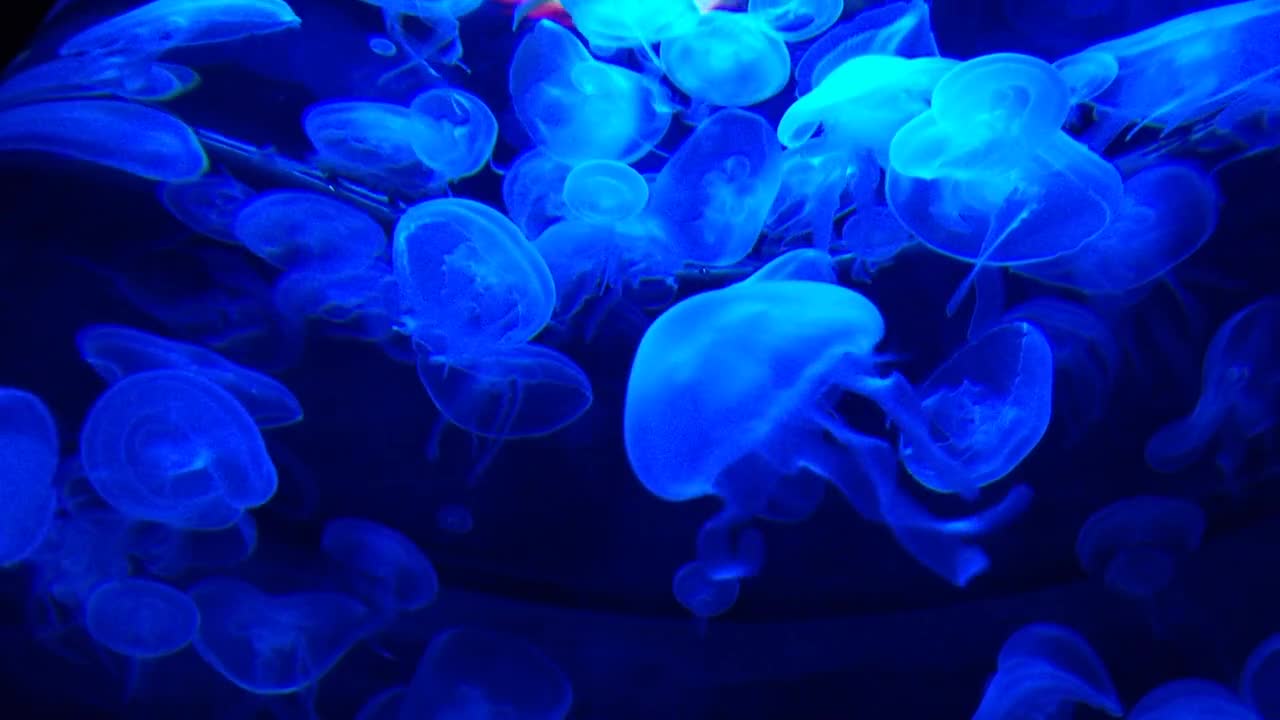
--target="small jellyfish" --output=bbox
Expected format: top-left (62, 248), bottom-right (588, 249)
top-left (743, 248), bottom-right (837, 285)
top-left (1144, 296), bottom-right (1280, 478)
top-left (436, 504), bottom-right (473, 534)
top-left (79, 370), bottom-right (278, 528)
top-left (1241, 633), bottom-right (1280, 719)
top-left (408, 87), bottom-right (498, 183)
top-left (273, 265), bottom-right (399, 342)
top-left (59, 0), bottom-right (301, 60)
top-left (647, 108), bottom-right (784, 266)
top-left (1075, 496), bottom-right (1205, 598)
top-left (160, 173), bottom-right (256, 245)
top-left (1129, 679), bottom-right (1258, 719)
top-left (392, 197), bottom-right (555, 356)
top-left (0, 388), bottom-right (59, 566)
top-left (794, 0), bottom-right (940, 96)
top-left (190, 577), bottom-right (372, 695)
top-left (367, 35), bottom-right (397, 56)
top-left (840, 205), bottom-right (916, 281)
top-left (973, 623), bottom-right (1123, 719)
top-left (400, 628), bottom-right (573, 720)
top-left (0, 100), bottom-right (208, 181)
top-left (321, 517), bottom-right (439, 613)
top-left (76, 324), bottom-right (303, 429)
top-left (747, 0), bottom-right (843, 42)
top-left (303, 101), bottom-right (439, 199)
top-left (561, 160), bottom-right (649, 223)
top-left (234, 191), bottom-right (387, 275)
top-left (85, 578), bottom-right (200, 658)
top-left (416, 342), bottom-right (593, 439)
top-left (659, 10), bottom-right (791, 108)
top-left (672, 560), bottom-right (740, 618)
top-left (503, 148), bottom-right (574, 240)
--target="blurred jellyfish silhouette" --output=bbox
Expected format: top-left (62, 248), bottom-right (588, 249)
top-left (971, 623), bottom-right (1123, 719)
top-left (1075, 496), bottom-right (1205, 598)
top-left (321, 517), bottom-right (439, 617)
top-left (1241, 633), bottom-right (1280, 719)
top-left (1128, 678), bottom-right (1260, 720)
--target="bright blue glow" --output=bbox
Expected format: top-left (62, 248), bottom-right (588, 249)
top-left (794, 0), bottom-right (940, 96)
top-left (85, 578), bottom-right (200, 658)
top-left (558, 0), bottom-right (700, 49)
top-left (303, 101), bottom-right (440, 199)
top-left (1075, 496), bottom-right (1205, 598)
top-left (503, 148), bottom-right (574, 240)
top-left (58, 0), bottom-right (301, 60)
top-left (0, 388), bottom-right (59, 566)
top-left (764, 137), bottom-right (879, 251)
top-left (747, 0), bottom-right (843, 42)
top-left (408, 87), bottom-right (498, 183)
top-left (321, 517), bottom-right (439, 613)
top-left (561, 160), bottom-right (649, 224)
top-left (658, 11), bottom-right (791, 108)
top-left (744, 248), bottom-right (838, 284)
top-left (234, 190), bottom-right (387, 275)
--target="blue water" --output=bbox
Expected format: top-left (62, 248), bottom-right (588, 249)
top-left (2, 0), bottom-right (1280, 718)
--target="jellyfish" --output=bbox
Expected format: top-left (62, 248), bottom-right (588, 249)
top-left (763, 136), bottom-right (879, 252)
top-left (1129, 679), bottom-right (1259, 719)
top-left (58, 0), bottom-right (301, 61)
top-left (561, 160), bottom-right (649, 224)
top-left (234, 191), bottom-right (387, 275)
top-left (972, 623), bottom-right (1123, 719)
top-left (624, 280), bottom-right (1034, 594)
top-left (189, 577), bottom-right (372, 695)
top-left (79, 370), bottom-right (278, 529)
top-left (367, 35), bottom-right (397, 57)
top-left (85, 578), bottom-right (199, 658)
top-left (1074, 496), bottom-right (1205, 598)
top-left (302, 101), bottom-right (440, 199)
top-left (794, 0), bottom-right (940, 96)
top-left (672, 560), bottom-right (741, 618)
top-left (743, 248), bottom-right (837, 285)
top-left (356, 0), bottom-right (481, 82)
top-left (1016, 165), bottom-right (1219, 294)
top-left (509, 21), bottom-right (673, 164)
top-left (1144, 296), bottom-right (1280, 478)
top-left (0, 388), bottom-right (59, 566)
top-left (321, 517), bottom-right (439, 614)
top-left (1001, 298), bottom-right (1121, 445)
top-left (0, 56), bottom-right (201, 107)
top-left (0, 100), bottom-right (207, 181)
top-left (746, 0), bottom-right (842, 42)
top-left (160, 173), bottom-right (256, 245)
top-left (392, 197), bottom-right (556, 356)
top-left (503, 148), bottom-right (574, 241)
top-left (76, 324), bottom-right (303, 429)
top-left (658, 10), bottom-right (791, 108)
top-left (435, 504), bottom-right (474, 534)
top-left (1054, 0), bottom-right (1280, 150)
top-left (356, 687), bottom-right (406, 720)
top-left (273, 265), bottom-right (399, 342)
top-left (840, 204), bottom-right (916, 282)
top-left (408, 87), bottom-right (497, 184)
top-left (128, 513), bottom-right (259, 578)
top-left (1052, 50), bottom-right (1119, 103)
top-left (647, 108), bottom-right (784, 266)
top-left (400, 628), bottom-right (573, 720)
top-left (416, 342), bottom-right (593, 439)
top-left (1241, 633), bottom-right (1280, 719)
top-left (558, 0), bottom-right (700, 49)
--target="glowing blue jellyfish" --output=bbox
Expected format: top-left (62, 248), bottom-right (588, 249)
top-left (561, 160), bottom-right (649, 224)
top-left (273, 265), bottom-right (399, 342)
top-left (408, 87), bottom-right (498, 184)
top-left (190, 577), bottom-right (371, 695)
top-left (0, 388), bottom-right (59, 566)
top-left (503, 148), bottom-right (574, 240)
top-left (1016, 165), bottom-right (1219, 294)
top-left (744, 248), bottom-right (837, 285)
top-left (58, 0), bottom-right (301, 60)
top-left (1055, 0), bottom-right (1280, 149)
top-left (367, 35), bottom-right (397, 57)
top-left (436, 504), bottom-right (473, 534)
top-left (1144, 296), bottom-right (1280, 477)
top-left (1129, 679), bottom-right (1259, 719)
top-left (356, 687), bottom-right (405, 720)
top-left (392, 197), bottom-right (555, 356)
top-left (558, 0), bottom-right (699, 49)
top-left (658, 10), bottom-right (790, 108)
top-left (1241, 634), bottom-right (1280, 719)
top-left (0, 100), bottom-right (207, 181)
top-left (794, 0), bottom-right (940, 96)
top-left (356, 0), bottom-right (481, 81)
top-left (321, 517), bottom-right (438, 613)
top-left (417, 343), bottom-right (593, 438)
top-left (76, 324), bottom-right (303, 429)
top-left (747, 0), bottom-right (842, 42)
top-left (764, 137), bottom-right (879, 252)
top-left (0, 57), bottom-right (201, 107)
top-left (160, 173), bottom-right (256, 245)
top-left (673, 560), bottom-right (741, 618)
top-left (509, 21), bottom-right (673, 164)
top-left (1053, 50), bottom-right (1119, 103)
top-left (80, 370), bottom-right (278, 528)
top-left (973, 623), bottom-right (1123, 719)
top-left (303, 101), bottom-right (439, 199)
top-left (401, 628), bottom-right (573, 720)
top-left (647, 109), bottom-right (784, 266)
top-left (840, 205), bottom-right (916, 282)
top-left (1075, 496), bottom-right (1205, 598)
top-left (128, 513), bottom-right (258, 578)
top-left (28, 507), bottom-right (132, 609)
top-left (234, 191), bottom-right (387, 275)
top-left (85, 578), bottom-right (199, 658)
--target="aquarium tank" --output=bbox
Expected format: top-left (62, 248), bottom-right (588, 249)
top-left (2, 0), bottom-right (1280, 717)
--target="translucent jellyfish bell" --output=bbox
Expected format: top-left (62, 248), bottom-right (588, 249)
top-left (510, 21), bottom-right (673, 164)
top-left (85, 578), bottom-right (200, 658)
top-left (273, 265), bottom-right (399, 342)
top-left (1075, 496), bottom-right (1205, 598)
top-left (76, 324), bottom-right (303, 429)
top-left (1144, 296), bottom-right (1280, 476)
top-left (743, 248), bottom-right (837, 285)
top-left (79, 370), bottom-right (278, 528)
top-left (160, 173), bottom-right (256, 245)
top-left (561, 160), bottom-right (649, 223)
top-left (747, 0), bottom-right (843, 43)
top-left (400, 628), bottom-right (573, 720)
top-left (320, 517), bottom-right (439, 613)
top-left (503, 148), bottom-right (573, 240)
top-left (303, 101), bottom-right (438, 199)
top-left (1129, 679), bottom-right (1259, 719)
top-left (0, 56), bottom-right (201, 107)
top-left (234, 191), bottom-right (387, 275)
top-left (392, 198), bottom-right (555, 356)
top-left (973, 623), bottom-right (1123, 719)
top-left (190, 577), bottom-right (371, 695)
top-left (1241, 633), bottom-right (1280, 719)
top-left (673, 560), bottom-right (741, 618)
top-left (0, 388), bottom-right (59, 566)
top-left (764, 136), bottom-right (879, 252)
top-left (658, 10), bottom-right (791, 108)
top-left (558, 0), bottom-right (700, 49)
top-left (58, 0), bottom-right (301, 61)
top-left (794, 0), bottom-right (940, 96)
top-left (0, 100), bottom-right (207, 181)
top-left (647, 109), bottom-right (784, 266)
top-left (408, 87), bottom-right (498, 183)
top-left (840, 205), bottom-right (916, 281)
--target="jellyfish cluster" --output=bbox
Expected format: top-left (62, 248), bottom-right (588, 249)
top-left (1, 0), bottom-right (1280, 717)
